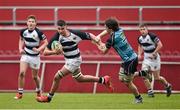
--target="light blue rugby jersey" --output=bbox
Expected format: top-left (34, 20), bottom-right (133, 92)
top-left (105, 28), bottom-right (137, 62)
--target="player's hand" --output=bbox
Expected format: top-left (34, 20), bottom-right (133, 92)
top-left (94, 36), bottom-right (101, 44)
top-left (53, 49), bottom-right (63, 55)
top-left (32, 48), bottom-right (40, 52)
top-left (92, 37), bottom-right (101, 45)
top-left (98, 43), bottom-right (106, 52)
top-left (19, 48), bottom-right (25, 54)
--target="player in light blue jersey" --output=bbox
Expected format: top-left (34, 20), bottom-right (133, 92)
top-left (95, 18), bottom-right (149, 103)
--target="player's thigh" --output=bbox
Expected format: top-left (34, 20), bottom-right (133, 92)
top-left (119, 67), bottom-right (134, 83)
top-left (20, 61), bottom-right (28, 73)
top-left (152, 70), bottom-right (160, 79)
top-left (57, 66), bottom-right (71, 78)
top-left (20, 55), bottom-right (29, 72)
top-left (141, 63), bottom-right (150, 71)
top-left (61, 66), bottom-right (72, 75)
top-left (29, 56), bottom-right (41, 70)
top-left (64, 58), bottom-right (81, 74)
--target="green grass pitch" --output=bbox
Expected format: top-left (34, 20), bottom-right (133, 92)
top-left (0, 93), bottom-right (180, 109)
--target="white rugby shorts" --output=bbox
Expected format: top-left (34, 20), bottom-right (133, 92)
top-left (142, 53), bottom-right (161, 71)
top-left (64, 57), bottom-right (82, 73)
top-left (20, 54), bottom-right (41, 69)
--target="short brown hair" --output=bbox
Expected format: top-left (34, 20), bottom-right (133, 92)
top-left (27, 15), bottom-right (36, 22)
top-left (105, 17), bottom-right (119, 31)
top-left (139, 23), bottom-right (148, 28)
top-left (57, 19), bottom-right (66, 26)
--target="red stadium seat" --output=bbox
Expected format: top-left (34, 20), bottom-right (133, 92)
top-left (142, 8), bottom-right (180, 24)
top-left (0, 50), bottom-right (4, 55)
top-left (172, 50), bottom-right (180, 56)
top-left (0, 9), bottom-right (13, 25)
top-left (163, 50), bottom-right (172, 56)
top-left (58, 9), bottom-right (97, 24)
top-left (16, 9), bottom-right (54, 24)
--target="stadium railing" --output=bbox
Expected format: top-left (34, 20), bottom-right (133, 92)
top-left (1, 6), bottom-right (180, 26)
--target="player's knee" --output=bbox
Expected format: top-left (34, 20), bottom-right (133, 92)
top-left (72, 69), bottom-right (82, 80)
top-left (154, 76), bottom-right (161, 81)
top-left (139, 70), bottom-right (149, 77)
top-left (119, 72), bottom-right (131, 83)
top-left (54, 74), bottom-right (60, 82)
top-left (32, 76), bottom-right (38, 80)
top-left (119, 76), bottom-right (125, 82)
top-left (124, 81), bottom-right (131, 87)
top-left (19, 71), bottom-right (25, 78)
top-left (75, 76), bottom-right (84, 82)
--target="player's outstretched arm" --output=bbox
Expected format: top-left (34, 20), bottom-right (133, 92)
top-left (97, 42), bottom-right (109, 54)
top-left (89, 33), bottom-right (101, 44)
top-left (97, 30), bottom-right (108, 39)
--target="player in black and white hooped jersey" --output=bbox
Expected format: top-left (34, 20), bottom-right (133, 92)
top-left (36, 19), bottom-right (114, 103)
top-left (137, 24), bottom-right (172, 97)
top-left (14, 15), bottom-right (48, 100)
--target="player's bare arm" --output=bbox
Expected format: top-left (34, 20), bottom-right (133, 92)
top-left (97, 42), bottom-right (109, 54)
top-left (152, 40), bottom-right (163, 56)
top-left (138, 44), bottom-right (143, 60)
top-left (18, 36), bottom-right (25, 54)
top-left (97, 30), bottom-right (108, 39)
top-left (149, 40), bottom-right (163, 59)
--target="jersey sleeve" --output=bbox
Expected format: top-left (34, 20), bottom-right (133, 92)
top-left (20, 28), bottom-right (26, 38)
top-left (47, 32), bottom-right (60, 49)
top-left (105, 37), bottom-right (113, 49)
top-left (36, 28), bottom-right (47, 40)
top-left (137, 36), bottom-right (141, 44)
top-left (69, 29), bottom-right (91, 40)
top-left (149, 32), bottom-right (160, 44)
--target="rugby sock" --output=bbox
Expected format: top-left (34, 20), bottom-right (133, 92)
top-left (98, 77), bottom-right (105, 84)
top-left (148, 89), bottom-right (153, 93)
top-left (36, 88), bottom-right (41, 94)
top-left (18, 88), bottom-right (23, 94)
top-left (48, 93), bottom-right (54, 99)
top-left (135, 95), bottom-right (141, 99)
top-left (138, 70), bottom-right (147, 76)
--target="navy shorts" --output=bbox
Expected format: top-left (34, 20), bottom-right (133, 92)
top-left (121, 57), bottom-right (138, 75)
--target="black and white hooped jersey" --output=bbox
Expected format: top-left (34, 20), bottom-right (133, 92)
top-left (138, 32), bottom-right (160, 53)
top-left (20, 27), bottom-right (46, 56)
top-left (47, 29), bottom-right (91, 59)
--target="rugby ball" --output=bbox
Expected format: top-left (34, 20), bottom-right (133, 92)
top-left (51, 41), bottom-right (62, 51)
